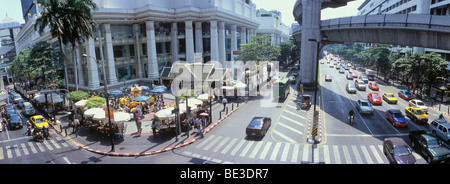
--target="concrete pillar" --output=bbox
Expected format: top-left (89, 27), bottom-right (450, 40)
top-left (210, 20), bottom-right (219, 62)
top-left (218, 21), bottom-right (226, 65)
top-left (103, 23), bottom-right (118, 84)
top-left (171, 22), bottom-right (179, 62)
top-left (230, 24), bottom-right (237, 61)
top-left (75, 44), bottom-right (85, 86)
top-left (195, 22), bottom-right (203, 54)
top-left (300, 0), bottom-right (322, 84)
top-left (134, 23), bottom-right (143, 78)
top-left (185, 21), bottom-right (195, 63)
top-left (240, 26), bottom-right (247, 45)
top-left (85, 38), bottom-right (100, 88)
top-left (146, 21), bottom-right (159, 80)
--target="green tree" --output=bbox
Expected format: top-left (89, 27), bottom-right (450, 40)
top-left (35, 0), bottom-right (98, 90)
top-left (9, 48), bottom-right (30, 80)
top-left (67, 90), bottom-right (90, 102)
top-left (236, 35), bottom-right (281, 62)
top-left (85, 96), bottom-right (106, 108)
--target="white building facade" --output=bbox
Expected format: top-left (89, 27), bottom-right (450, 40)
top-left (255, 9), bottom-right (291, 46)
top-left (15, 0), bottom-right (259, 91)
top-left (357, 0), bottom-right (450, 70)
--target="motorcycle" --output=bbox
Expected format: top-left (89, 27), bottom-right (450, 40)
top-left (43, 127), bottom-right (52, 140)
top-left (32, 129), bottom-right (44, 142)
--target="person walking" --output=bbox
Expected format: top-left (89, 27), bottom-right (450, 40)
top-left (222, 97), bottom-right (228, 111)
top-left (136, 117), bottom-right (142, 136)
top-left (151, 121), bottom-right (157, 136)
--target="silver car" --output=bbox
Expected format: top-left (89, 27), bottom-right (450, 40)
top-left (346, 84), bottom-right (357, 94)
top-left (356, 99), bottom-right (374, 115)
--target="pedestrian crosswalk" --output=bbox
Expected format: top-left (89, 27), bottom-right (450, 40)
top-left (0, 137), bottom-right (70, 161)
top-left (188, 135), bottom-right (425, 164)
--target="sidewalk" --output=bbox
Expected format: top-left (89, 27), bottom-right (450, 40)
top-left (51, 92), bottom-right (248, 157)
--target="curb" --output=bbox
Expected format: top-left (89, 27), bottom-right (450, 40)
top-left (68, 104), bottom-right (241, 157)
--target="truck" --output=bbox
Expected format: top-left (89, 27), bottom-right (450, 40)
top-left (409, 130), bottom-right (450, 164)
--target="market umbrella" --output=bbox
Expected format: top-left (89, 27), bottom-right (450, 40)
top-left (150, 88), bottom-right (165, 93)
top-left (154, 85), bottom-right (167, 90)
top-left (197, 94), bottom-right (210, 101)
top-left (186, 98), bottom-right (203, 107)
top-left (109, 90), bottom-right (123, 96)
top-left (74, 100), bottom-right (88, 108)
top-left (140, 86), bottom-right (150, 90)
top-left (34, 93), bottom-right (63, 103)
top-left (155, 107), bottom-right (175, 120)
top-left (133, 96), bottom-right (150, 102)
top-left (199, 112), bottom-right (209, 116)
top-left (93, 111), bottom-right (131, 122)
top-left (84, 108), bottom-right (104, 117)
top-left (233, 81), bottom-right (247, 88)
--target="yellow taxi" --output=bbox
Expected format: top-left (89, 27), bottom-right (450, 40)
top-left (405, 107), bottom-right (428, 124)
top-left (30, 115), bottom-right (49, 129)
top-left (382, 92), bottom-right (398, 104)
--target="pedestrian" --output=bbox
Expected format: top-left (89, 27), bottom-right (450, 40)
top-left (136, 117), bottom-right (142, 136)
top-left (73, 117), bottom-right (80, 133)
top-left (151, 121), bottom-right (157, 136)
top-left (222, 97), bottom-right (228, 111)
top-left (201, 116), bottom-right (206, 134)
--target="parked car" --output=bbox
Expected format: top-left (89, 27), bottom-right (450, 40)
top-left (368, 82), bottom-right (379, 91)
top-left (346, 84), bottom-right (357, 94)
top-left (368, 92), bottom-right (382, 105)
top-left (385, 109), bottom-right (408, 127)
top-left (354, 79), bottom-right (366, 91)
top-left (409, 100), bottom-right (428, 114)
top-left (409, 130), bottom-right (450, 164)
top-left (382, 92), bottom-right (398, 104)
top-left (383, 137), bottom-right (416, 164)
top-left (430, 118), bottom-right (450, 144)
top-left (356, 99), bottom-right (374, 115)
top-left (246, 117), bottom-right (272, 137)
top-left (398, 90), bottom-right (413, 100)
top-left (405, 107), bottom-right (428, 124)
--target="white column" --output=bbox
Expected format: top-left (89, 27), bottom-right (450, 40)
top-left (185, 21), bottom-right (195, 63)
top-left (146, 21), bottom-right (159, 80)
top-left (103, 23), bottom-right (118, 84)
top-left (231, 24), bottom-right (237, 60)
top-left (218, 21), bottom-right (226, 65)
top-left (134, 23), bottom-right (143, 78)
top-left (85, 38), bottom-right (100, 88)
top-left (210, 20), bottom-right (219, 62)
top-left (240, 26), bottom-right (247, 45)
top-left (195, 22), bottom-right (203, 54)
top-left (171, 22), bottom-right (179, 62)
top-left (75, 44), bottom-right (85, 86)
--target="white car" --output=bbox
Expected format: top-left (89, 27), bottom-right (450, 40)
top-left (409, 99), bottom-right (428, 114)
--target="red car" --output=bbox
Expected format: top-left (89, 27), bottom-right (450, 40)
top-left (368, 82), bottom-right (379, 91)
top-left (368, 92), bottom-right (382, 105)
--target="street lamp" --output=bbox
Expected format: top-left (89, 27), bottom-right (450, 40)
top-left (308, 36), bottom-right (328, 144)
top-left (83, 53), bottom-right (115, 152)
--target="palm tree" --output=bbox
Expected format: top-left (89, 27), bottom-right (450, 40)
top-left (35, 0), bottom-right (98, 90)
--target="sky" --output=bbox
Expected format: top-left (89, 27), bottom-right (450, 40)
top-left (0, 0), bottom-right (365, 26)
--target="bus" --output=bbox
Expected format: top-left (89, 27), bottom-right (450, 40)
top-left (273, 78), bottom-right (291, 99)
